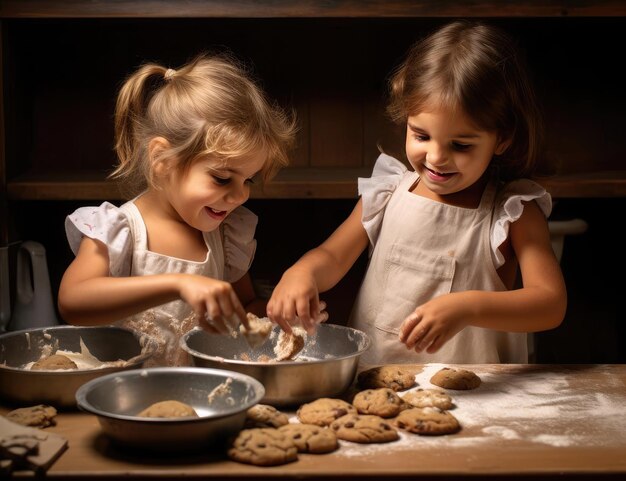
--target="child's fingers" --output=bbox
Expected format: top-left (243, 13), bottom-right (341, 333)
top-left (229, 290), bottom-right (249, 330)
top-left (201, 312), bottom-right (231, 335)
top-left (296, 298), bottom-right (315, 334)
top-left (425, 334), bottom-right (444, 353)
top-left (404, 326), bottom-right (425, 350)
top-left (266, 302), bottom-right (293, 334)
top-left (398, 311), bottom-right (420, 343)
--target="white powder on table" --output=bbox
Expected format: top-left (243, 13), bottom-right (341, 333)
top-left (334, 363), bottom-right (626, 457)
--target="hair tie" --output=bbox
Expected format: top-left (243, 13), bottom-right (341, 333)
top-left (164, 68), bottom-right (176, 81)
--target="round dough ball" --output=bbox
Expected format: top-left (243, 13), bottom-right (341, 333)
top-left (31, 354), bottom-right (78, 371)
top-left (137, 400), bottom-right (198, 418)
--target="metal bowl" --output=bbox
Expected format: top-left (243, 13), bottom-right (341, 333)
top-left (0, 325), bottom-right (156, 408)
top-left (181, 323), bottom-right (371, 407)
top-left (75, 367), bottom-right (264, 450)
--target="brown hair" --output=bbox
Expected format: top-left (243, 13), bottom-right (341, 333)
top-left (110, 54), bottom-right (296, 195)
top-left (387, 21), bottom-right (543, 181)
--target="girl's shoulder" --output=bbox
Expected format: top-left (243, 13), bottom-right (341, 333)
top-left (494, 178), bottom-right (552, 218)
top-left (64, 201), bottom-right (134, 276)
top-left (490, 179), bottom-right (552, 268)
top-left (357, 153), bottom-right (412, 246)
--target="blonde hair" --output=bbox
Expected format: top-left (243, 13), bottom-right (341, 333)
top-left (110, 54), bottom-right (296, 195)
top-left (387, 21), bottom-right (543, 181)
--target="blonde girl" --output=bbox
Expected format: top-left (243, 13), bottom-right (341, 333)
top-left (267, 21), bottom-right (566, 365)
top-left (59, 54), bottom-right (296, 366)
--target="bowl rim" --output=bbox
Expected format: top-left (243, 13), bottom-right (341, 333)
top-left (180, 323), bottom-right (372, 366)
top-left (0, 325), bottom-right (157, 374)
top-left (75, 366), bottom-right (265, 423)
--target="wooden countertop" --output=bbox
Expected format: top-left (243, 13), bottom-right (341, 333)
top-left (3, 363), bottom-right (626, 480)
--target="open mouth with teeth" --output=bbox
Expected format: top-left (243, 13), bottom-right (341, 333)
top-left (425, 166), bottom-right (455, 180)
top-left (205, 207), bottom-right (227, 219)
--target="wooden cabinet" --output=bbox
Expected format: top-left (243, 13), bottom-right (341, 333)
top-left (0, 2), bottom-right (624, 360)
top-left (1, 2), bottom-right (626, 220)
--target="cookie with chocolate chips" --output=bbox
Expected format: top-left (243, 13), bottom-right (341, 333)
top-left (357, 364), bottom-right (420, 391)
top-left (352, 388), bottom-right (409, 418)
top-left (245, 404), bottom-right (290, 428)
top-left (330, 413), bottom-right (399, 443)
top-left (296, 398), bottom-right (357, 426)
top-left (394, 406), bottom-right (461, 435)
top-left (278, 423), bottom-right (339, 453)
top-left (228, 428), bottom-right (298, 466)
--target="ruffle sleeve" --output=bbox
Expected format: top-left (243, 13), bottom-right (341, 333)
top-left (491, 179), bottom-right (552, 268)
top-left (221, 205), bottom-right (258, 283)
top-left (358, 153), bottom-right (407, 246)
top-left (64, 202), bottom-right (133, 277)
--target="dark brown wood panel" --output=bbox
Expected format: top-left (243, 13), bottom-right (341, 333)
top-left (2, 0), bottom-right (626, 18)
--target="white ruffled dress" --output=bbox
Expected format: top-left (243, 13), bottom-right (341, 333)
top-left (65, 198), bottom-right (257, 366)
top-left (350, 154), bottom-right (551, 365)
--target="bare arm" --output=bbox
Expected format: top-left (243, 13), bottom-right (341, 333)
top-left (400, 200), bottom-right (567, 353)
top-left (58, 236), bottom-right (249, 331)
top-left (267, 199), bottom-right (369, 332)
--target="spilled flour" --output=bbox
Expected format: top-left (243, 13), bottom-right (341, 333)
top-left (330, 363), bottom-right (626, 457)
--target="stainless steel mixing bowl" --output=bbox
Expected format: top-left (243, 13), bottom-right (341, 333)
top-left (0, 325), bottom-right (156, 408)
top-left (181, 323), bottom-right (371, 406)
top-left (75, 367), bottom-right (264, 450)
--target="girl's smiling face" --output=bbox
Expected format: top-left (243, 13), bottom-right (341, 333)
top-left (162, 150), bottom-right (265, 232)
top-left (405, 104), bottom-right (508, 201)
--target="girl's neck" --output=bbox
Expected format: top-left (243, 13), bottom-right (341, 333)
top-left (134, 190), bottom-right (207, 261)
top-left (411, 170), bottom-right (490, 209)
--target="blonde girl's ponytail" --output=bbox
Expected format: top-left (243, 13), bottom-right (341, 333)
top-left (110, 63), bottom-right (169, 194)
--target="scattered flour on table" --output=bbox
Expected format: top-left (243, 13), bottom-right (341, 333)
top-left (334, 363), bottom-right (626, 457)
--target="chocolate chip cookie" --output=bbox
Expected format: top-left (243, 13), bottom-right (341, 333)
top-left (245, 404), bottom-right (290, 428)
top-left (430, 367), bottom-right (481, 390)
top-left (394, 406), bottom-right (461, 435)
top-left (5, 404), bottom-right (57, 428)
top-left (278, 423), bottom-right (339, 453)
top-left (402, 388), bottom-right (454, 410)
top-left (357, 364), bottom-right (420, 391)
top-left (330, 413), bottom-right (399, 443)
top-left (352, 388), bottom-right (409, 418)
top-left (296, 398), bottom-right (357, 426)
top-left (228, 428), bottom-right (298, 466)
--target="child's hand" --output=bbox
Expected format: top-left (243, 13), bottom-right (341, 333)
top-left (398, 293), bottom-right (468, 354)
top-left (266, 268), bottom-right (328, 335)
top-left (177, 274), bottom-right (249, 335)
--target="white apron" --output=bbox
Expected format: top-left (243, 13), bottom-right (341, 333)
top-left (115, 201), bottom-right (224, 366)
top-left (350, 171), bottom-right (527, 366)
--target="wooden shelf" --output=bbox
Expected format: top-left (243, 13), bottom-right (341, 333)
top-left (2, 0), bottom-right (625, 18)
top-left (7, 169), bottom-right (626, 200)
